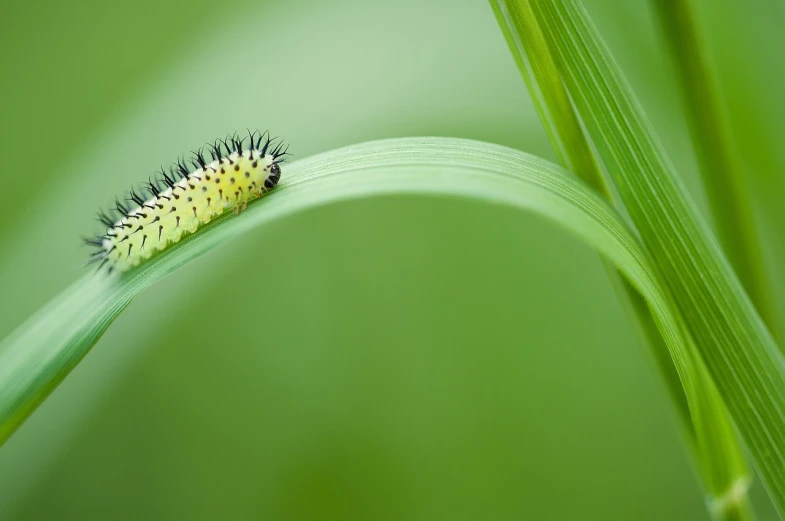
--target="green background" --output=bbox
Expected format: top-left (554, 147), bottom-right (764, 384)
top-left (0, 0), bottom-right (783, 519)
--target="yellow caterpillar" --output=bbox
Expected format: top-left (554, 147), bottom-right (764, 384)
top-left (86, 131), bottom-right (288, 273)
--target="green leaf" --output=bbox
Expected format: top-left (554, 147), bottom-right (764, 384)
top-left (651, 0), bottom-right (777, 340)
top-left (0, 136), bottom-right (713, 466)
top-left (528, 0), bottom-right (785, 514)
top-left (489, 3), bottom-right (753, 518)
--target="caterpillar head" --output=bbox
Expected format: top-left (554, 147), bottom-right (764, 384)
top-left (260, 137), bottom-right (287, 189)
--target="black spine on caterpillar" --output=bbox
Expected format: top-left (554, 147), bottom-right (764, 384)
top-left (208, 141), bottom-right (223, 162)
top-left (176, 159), bottom-right (190, 179)
top-left (147, 177), bottom-right (161, 198)
top-left (192, 149), bottom-right (207, 170)
top-left (160, 168), bottom-right (176, 188)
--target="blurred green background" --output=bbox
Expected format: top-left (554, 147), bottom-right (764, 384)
top-left (1, 0), bottom-right (783, 519)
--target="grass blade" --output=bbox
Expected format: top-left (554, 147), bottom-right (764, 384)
top-left (489, 0), bottom-right (606, 192)
top-left (529, 0), bottom-right (785, 514)
top-left (0, 136), bottom-right (721, 463)
top-left (651, 0), bottom-right (777, 339)
top-left (489, 0), bottom-right (688, 421)
top-left (489, 2), bottom-right (753, 517)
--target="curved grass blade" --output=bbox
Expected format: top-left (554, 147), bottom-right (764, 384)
top-left (0, 135), bottom-right (729, 496)
top-left (529, 0), bottom-right (785, 514)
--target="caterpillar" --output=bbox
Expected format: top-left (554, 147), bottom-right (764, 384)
top-left (86, 131), bottom-right (288, 274)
